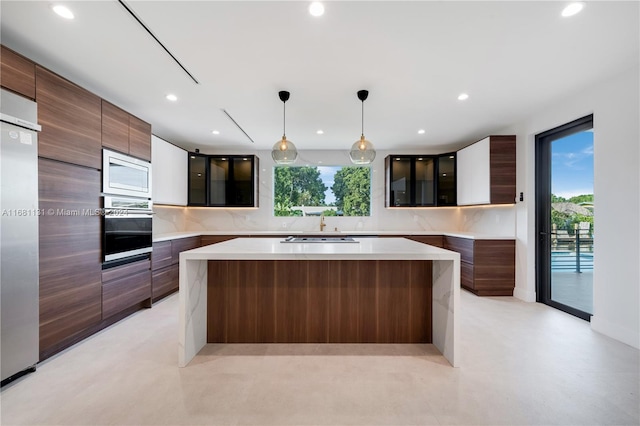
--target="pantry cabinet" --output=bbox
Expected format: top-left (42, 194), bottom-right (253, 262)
top-left (38, 158), bottom-right (102, 360)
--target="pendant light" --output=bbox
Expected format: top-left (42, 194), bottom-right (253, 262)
top-left (271, 90), bottom-right (298, 164)
top-left (349, 89), bottom-right (376, 165)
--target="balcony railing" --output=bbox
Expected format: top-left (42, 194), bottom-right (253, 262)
top-left (551, 224), bottom-right (593, 272)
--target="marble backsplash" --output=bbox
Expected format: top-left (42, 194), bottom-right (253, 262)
top-left (153, 149), bottom-right (516, 236)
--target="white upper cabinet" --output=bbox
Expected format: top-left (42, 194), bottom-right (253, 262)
top-left (457, 137), bottom-right (491, 205)
top-left (151, 135), bottom-right (187, 206)
top-left (457, 135), bottom-right (516, 206)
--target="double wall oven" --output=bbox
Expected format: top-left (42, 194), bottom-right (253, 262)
top-left (102, 149), bottom-right (153, 268)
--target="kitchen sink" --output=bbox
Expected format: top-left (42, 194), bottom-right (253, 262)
top-left (281, 236), bottom-right (359, 243)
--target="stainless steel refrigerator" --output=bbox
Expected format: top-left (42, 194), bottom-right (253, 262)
top-left (1, 88), bottom-right (41, 384)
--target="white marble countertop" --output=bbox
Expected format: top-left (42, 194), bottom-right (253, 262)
top-left (155, 230), bottom-right (514, 242)
top-left (180, 237), bottom-right (460, 261)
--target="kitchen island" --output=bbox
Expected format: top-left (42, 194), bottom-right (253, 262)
top-left (179, 237), bottom-right (460, 367)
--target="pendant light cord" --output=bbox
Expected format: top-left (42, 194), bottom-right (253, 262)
top-left (283, 101), bottom-right (286, 138)
top-left (361, 100), bottom-right (364, 137)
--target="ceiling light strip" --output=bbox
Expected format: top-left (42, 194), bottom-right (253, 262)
top-left (117, 0), bottom-right (199, 85)
top-left (221, 109), bottom-right (255, 144)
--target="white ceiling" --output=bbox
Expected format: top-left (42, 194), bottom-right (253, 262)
top-left (1, 1), bottom-right (638, 153)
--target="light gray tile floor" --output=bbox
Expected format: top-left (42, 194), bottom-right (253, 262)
top-left (1, 290), bottom-right (637, 425)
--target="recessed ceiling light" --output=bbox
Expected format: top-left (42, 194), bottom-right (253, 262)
top-left (457, 93), bottom-right (469, 101)
top-left (52, 4), bottom-right (74, 19)
top-left (166, 94), bottom-right (178, 101)
top-left (561, 2), bottom-right (584, 17)
top-left (212, 130), bottom-right (220, 135)
top-left (316, 130), bottom-right (324, 135)
top-left (309, 2), bottom-right (324, 17)
top-left (418, 129), bottom-right (426, 135)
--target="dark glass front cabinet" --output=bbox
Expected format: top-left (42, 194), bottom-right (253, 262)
top-left (188, 154), bottom-right (258, 207)
top-left (188, 154), bottom-right (207, 206)
top-left (385, 154), bottom-right (455, 207)
top-left (436, 153), bottom-right (456, 206)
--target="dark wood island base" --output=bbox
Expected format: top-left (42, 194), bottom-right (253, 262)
top-left (207, 260), bottom-right (433, 344)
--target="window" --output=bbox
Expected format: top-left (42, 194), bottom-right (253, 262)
top-left (273, 166), bottom-right (371, 217)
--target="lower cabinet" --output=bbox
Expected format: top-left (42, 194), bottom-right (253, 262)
top-left (405, 235), bottom-right (444, 248)
top-left (201, 235), bottom-right (237, 246)
top-left (101, 259), bottom-right (151, 319)
top-left (444, 236), bottom-right (515, 296)
top-left (152, 264), bottom-right (178, 300)
top-left (151, 236), bottom-right (201, 302)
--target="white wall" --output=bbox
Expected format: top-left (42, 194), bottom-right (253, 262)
top-left (501, 64), bottom-right (640, 348)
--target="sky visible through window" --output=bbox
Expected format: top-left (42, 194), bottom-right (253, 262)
top-left (551, 130), bottom-right (594, 199)
top-left (317, 166), bottom-right (338, 204)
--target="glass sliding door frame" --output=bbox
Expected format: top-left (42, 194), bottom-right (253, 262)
top-left (535, 114), bottom-right (593, 321)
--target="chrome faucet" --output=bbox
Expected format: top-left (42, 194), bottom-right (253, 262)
top-left (320, 212), bottom-right (326, 232)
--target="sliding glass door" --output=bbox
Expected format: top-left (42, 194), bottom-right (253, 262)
top-left (536, 115), bottom-right (594, 320)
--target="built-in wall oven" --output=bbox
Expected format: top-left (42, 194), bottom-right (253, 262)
top-left (102, 196), bottom-right (153, 267)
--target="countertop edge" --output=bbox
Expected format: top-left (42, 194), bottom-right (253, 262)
top-left (154, 230), bottom-right (515, 242)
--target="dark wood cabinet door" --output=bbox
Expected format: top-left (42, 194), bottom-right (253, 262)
top-left (151, 241), bottom-right (172, 271)
top-left (489, 136), bottom-right (517, 204)
top-left (171, 236), bottom-right (201, 264)
top-left (406, 235), bottom-right (444, 248)
top-left (102, 270), bottom-right (151, 319)
top-left (129, 115), bottom-right (151, 161)
top-left (36, 66), bottom-right (102, 169)
top-left (152, 264), bottom-right (178, 300)
top-left (200, 235), bottom-right (237, 246)
top-left (101, 100), bottom-right (129, 154)
top-left (443, 236), bottom-right (474, 263)
top-left (1, 45), bottom-right (36, 99)
top-left (38, 158), bottom-right (102, 360)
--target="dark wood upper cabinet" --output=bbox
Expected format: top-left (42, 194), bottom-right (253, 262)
top-left (101, 100), bottom-right (151, 161)
top-left (488, 136), bottom-right (517, 204)
top-left (36, 66), bottom-right (102, 169)
top-left (128, 115), bottom-right (151, 161)
top-left (101, 100), bottom-right (129, 154)
top-left (1, 45), bottom-right (36, 99)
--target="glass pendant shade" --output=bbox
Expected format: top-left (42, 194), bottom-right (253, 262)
top-left (349, 135), bottom-right (376, 164)
top-left (271, 135), bottom-right (298, 164)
